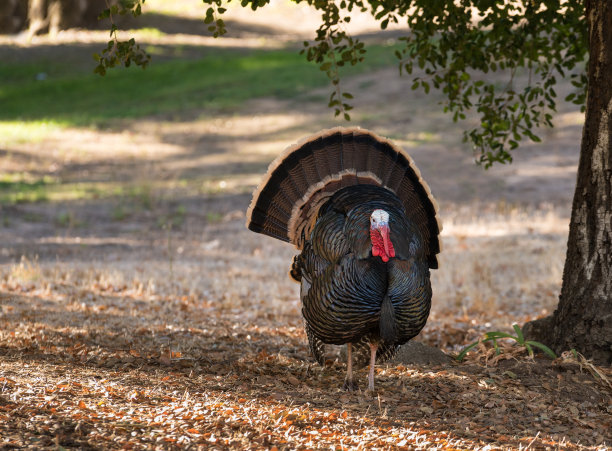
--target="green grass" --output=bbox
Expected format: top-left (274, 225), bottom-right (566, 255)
top-left (0, 44), bottom-right (400, 127)
top-left (0, 171), bottom-right (258, 206)
top-left (0, 121), bottom-right (65, 144)
top-left (0, 42), bottom-right (401, 206)
top-left (0, 174), bottom-right (99, 204)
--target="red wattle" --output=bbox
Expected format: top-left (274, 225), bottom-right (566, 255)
top-left (379, 225), bottom-right (394, 259)
top-left (370, 227), bottom-right (395, 262)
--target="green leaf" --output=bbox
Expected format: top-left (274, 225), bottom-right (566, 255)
top-left (512, 324), bottom-right (525, 344)
top-left (456, 341), bottom-right (480, 362)
top-left (93, 64), bottom-right (106, 76)
top-left (526, 341), bottom-right (558, 359)
top-left (98, 9), bottom-right (111, 20)
top-left (484, 331), bottom-right (516, 340)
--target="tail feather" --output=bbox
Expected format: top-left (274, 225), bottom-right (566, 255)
top-left (311, 136), bottom-right (334, 180)
top-left (246, 127), bottom-right (442, 268)
top-left (364, 134), bottom-right (387, 181)
top-left (286, 151), bottom-right (311, 194)
top-left (249, 206), bottom-right (288, 241)
top-left (385, 158), bottom-right (406, 193)
top-left (374, 137), bottom-right (400, 188)
top-left (323, 134), bottom-right (343, 175)
top-left (352, 131), bottom-right (371, 173)
top-left (341, 131), bottom-right (356, 173)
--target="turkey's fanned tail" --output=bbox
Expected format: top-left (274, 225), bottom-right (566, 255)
top-left (246, 127), bottom-right (442, 269)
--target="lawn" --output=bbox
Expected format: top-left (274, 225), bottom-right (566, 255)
top-left (0, 44), bottom-right (399, 126)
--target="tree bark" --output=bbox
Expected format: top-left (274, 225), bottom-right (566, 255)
top-left (524, 0), bottom-right (612, 365)
top-left (27, 0), bottom-right (48, 38)
top-left (47, 0), bottom-right (61, 36)
top-left (0, 0), bottom-right (19, 33)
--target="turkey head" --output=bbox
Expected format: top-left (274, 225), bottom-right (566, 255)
top-left (370, 209), bottom-right (395, 262)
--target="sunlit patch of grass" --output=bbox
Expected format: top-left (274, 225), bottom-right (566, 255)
top-left (0, 172), bottom-right (159, 206)
top-left (8, 255), bottom-right (41, 283)
top-left (0, 172), bottom-right (261, 206)
top-left (143, 45), bottom-right (171, 56)
top-left (0, 121), bottom-right (66, 144)
top-left (144, 0), bottom-right (203, 16)
top-left (0, 173), bottom-right (53, 203)
top-left (127, 27), bottom-right (166, 38)
top-left (0, 174), bottom-right (101, 205)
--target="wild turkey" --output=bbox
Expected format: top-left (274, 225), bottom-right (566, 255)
top-left (246, 127), bottom-right (441, 390)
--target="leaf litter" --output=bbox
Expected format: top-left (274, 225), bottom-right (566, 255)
top-left (0, 276), bottom-right (610, 450)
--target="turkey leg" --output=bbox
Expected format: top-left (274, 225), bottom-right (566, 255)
top-left (343, 343), bottom-right (359, 391)
top-left (368, 343), bottom-right (378, 391)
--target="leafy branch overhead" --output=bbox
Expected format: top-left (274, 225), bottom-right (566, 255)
top-left (93, 0), bottom-right (150, 76)
top-left (96, 0), bottom-right (587, 167)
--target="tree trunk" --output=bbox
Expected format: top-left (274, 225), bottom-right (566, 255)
top-left (524, 0), bottom-right (612, 365)
top-left (47, 0), bottom-right (61, 36)
top-left (27, 0), bottom-right (48, 38)
top-left (0, 0), bottom-right (18, 33)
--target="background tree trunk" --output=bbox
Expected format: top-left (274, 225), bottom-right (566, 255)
top-left (525, 1), bottom-right (612, 365)
top-left (48, 0), bottom-right (61, 36)
top-left (27, 0), bottom-right (48, 38)
top-left (0, 0), bottom-right (28, 34)
top-left (0, 0), bottom-right (19, 33)
top-left (24, 0), bottom-right (89, 36)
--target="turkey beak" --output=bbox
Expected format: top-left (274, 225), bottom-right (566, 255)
top-left (378, 223), bottom-right (393, 259)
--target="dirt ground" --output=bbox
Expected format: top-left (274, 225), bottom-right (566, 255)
top-left (1, 2), bottom-right (611, 449)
